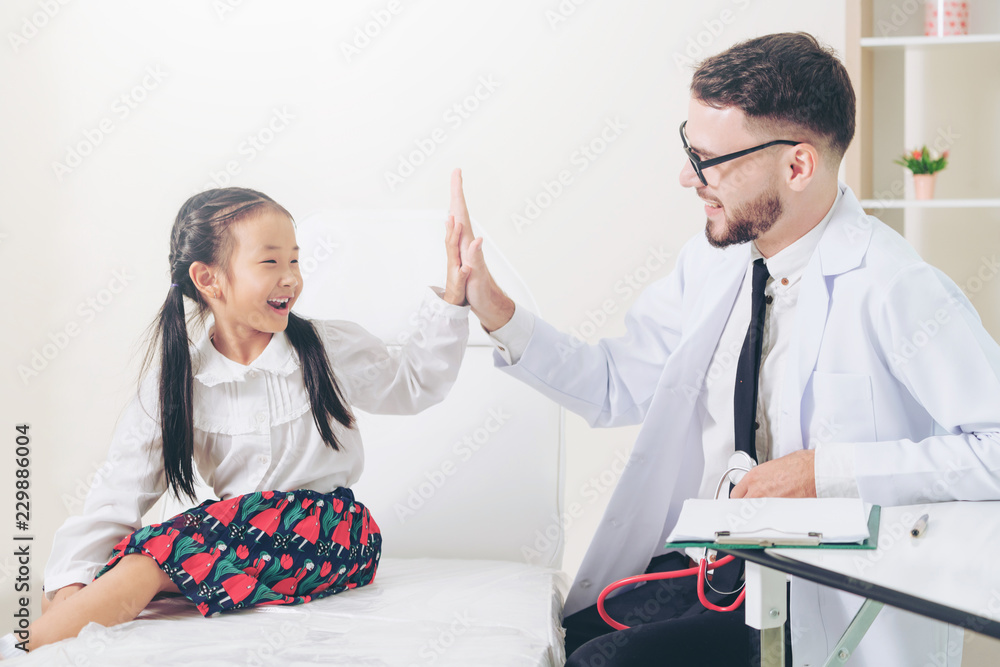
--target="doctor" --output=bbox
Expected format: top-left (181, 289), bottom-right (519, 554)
top-left (450, 32), bottom-right (1000, 667)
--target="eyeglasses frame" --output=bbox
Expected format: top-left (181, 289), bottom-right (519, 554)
top-left (680, 120), bottom-right (802, 186)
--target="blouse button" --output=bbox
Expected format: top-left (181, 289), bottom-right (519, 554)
top-left (258, 455), bottom-right (268, 464)
top-left (256, 412), bottom-right (267, 424)
top-left (247, 370), bottom-right (258, 379)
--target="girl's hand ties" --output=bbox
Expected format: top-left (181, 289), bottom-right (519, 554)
top-left (442, 214), bottom-right (471, 306)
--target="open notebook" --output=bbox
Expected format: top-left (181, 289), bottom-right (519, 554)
top-left (665, 498), bottom-right (879, 549)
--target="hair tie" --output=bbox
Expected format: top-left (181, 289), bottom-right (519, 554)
top-left (170, 283), bottom-right (179, 288)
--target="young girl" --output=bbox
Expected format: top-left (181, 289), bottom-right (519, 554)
top-left (1, 185), bottom-right (473, 658)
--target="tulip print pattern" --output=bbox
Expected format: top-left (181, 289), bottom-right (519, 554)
top-left (94, 487), bottom-right (381, 617)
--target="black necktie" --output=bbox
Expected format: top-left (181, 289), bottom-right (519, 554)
top-left (709, 258), bottom-right (770, 602)
top-left (734, 258), bottom-right (771, 464)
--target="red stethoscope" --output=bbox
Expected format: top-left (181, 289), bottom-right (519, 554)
top-left (598, 452), bottom-right (757, 630)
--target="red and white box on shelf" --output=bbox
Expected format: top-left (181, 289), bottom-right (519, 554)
top-left (925, 0), bottom-right (969, 36)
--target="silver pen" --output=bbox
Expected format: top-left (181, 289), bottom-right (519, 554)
top-left (910, 513), bottom-right (929, 538)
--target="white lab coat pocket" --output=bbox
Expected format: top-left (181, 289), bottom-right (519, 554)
top-left (807, 371), bottom-right (877, 444)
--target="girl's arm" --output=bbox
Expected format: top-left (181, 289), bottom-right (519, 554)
top-left (315, 288), bottom-right (471, 415)
top-left (43, 376), bottom-right (168, 601)
top-left (312, 208), bottom-right (472, 415)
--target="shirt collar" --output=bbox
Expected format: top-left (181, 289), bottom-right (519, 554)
top-left (750, 184), bottom-right (843, 287)
top-left (193, 318), bottom-right (300, 387)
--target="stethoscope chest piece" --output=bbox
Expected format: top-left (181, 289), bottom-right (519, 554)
top-left (726, 451), bottom-right (756, 486)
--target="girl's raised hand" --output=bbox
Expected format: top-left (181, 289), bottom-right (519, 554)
top-left (442, 214), bottom-right (471, 306)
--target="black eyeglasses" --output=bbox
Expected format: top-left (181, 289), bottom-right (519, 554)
top-left (680, 120), bottom-right (801, 186)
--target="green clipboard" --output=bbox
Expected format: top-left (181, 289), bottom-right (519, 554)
top-left (664, 504), bottom-right (881, 550)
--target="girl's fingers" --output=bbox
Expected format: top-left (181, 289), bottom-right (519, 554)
top-left (450, 168), bottom-right (470, 225)
top-left (445, 216), bottom-right (462, 266)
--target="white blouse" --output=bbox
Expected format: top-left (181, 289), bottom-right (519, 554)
top-left (43, 287), bottom-right (470, 599)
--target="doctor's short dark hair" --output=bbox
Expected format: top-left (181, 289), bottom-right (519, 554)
top-left (690, 32), bottom-right (856, 166)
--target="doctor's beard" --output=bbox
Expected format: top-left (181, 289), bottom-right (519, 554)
top-left (703, 184), bottom-right (784, 249)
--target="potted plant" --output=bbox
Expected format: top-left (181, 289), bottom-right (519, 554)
top-left (894, 146), bottom-right (949, 200)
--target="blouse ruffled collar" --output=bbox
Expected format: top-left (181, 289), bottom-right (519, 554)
top-left (192, 320), bottom-right (300, 387)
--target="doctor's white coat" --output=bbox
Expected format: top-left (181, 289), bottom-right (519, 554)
top-left (495, 182), bottom-right (1000, 666)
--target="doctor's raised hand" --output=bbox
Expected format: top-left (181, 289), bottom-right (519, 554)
top-left (449, 168), bottom-right (516, 331)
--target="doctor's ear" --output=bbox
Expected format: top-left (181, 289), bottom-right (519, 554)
top-left (785, 143), bottom-right (821, 192)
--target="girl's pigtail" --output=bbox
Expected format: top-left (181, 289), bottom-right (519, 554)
top-left (158, 284), bottom-right (197, 501)
top-left (285, 313), bottom-right (355, 451)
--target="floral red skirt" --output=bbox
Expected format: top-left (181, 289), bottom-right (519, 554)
top-left (94, 486), bottom-right (381, 617)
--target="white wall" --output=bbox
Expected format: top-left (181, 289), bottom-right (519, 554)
top-left (0, 0), bottom-right (848, 621)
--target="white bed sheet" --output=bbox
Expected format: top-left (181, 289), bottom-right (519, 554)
top-left (20, 558), bottom-right (569, 666)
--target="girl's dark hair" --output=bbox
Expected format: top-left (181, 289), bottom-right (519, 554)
top-left (690, 32), bottom-right (856, 164)
top-left (138, 187), bottom-right (355, 502)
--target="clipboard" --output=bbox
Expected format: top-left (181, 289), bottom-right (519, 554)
top-left (664, 504), bottom-right (880, 550)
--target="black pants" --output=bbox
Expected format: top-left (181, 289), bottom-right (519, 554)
top-left (563, 553), bottom-right (755, 667)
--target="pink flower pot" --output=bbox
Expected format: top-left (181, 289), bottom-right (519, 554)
top-left (913, 173), bottom-right (937, 200)
top-left (925, 0), bottom-right (969, 37)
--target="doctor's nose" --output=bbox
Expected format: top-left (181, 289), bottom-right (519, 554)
top-left (679, 159), bottom-right (702, 189)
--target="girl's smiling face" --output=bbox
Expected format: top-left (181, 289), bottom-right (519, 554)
top-left (213, 207), bottom-right (302, 338)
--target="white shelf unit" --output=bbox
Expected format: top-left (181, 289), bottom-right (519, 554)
top-left (845, 0), bottom-right (1000, 339)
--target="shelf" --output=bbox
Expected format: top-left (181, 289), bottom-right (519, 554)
top-left (861, 34), bottom-right (1000, 48)
top-left (860, 199), bottom-right (1000, 209)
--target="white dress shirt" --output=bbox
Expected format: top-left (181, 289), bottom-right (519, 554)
top-left (488, 187), bottom-right (850, 505)
top-left (697, 186), bottom-right (842, 500)
top-left (43, 287), bottom-right (469, 599)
